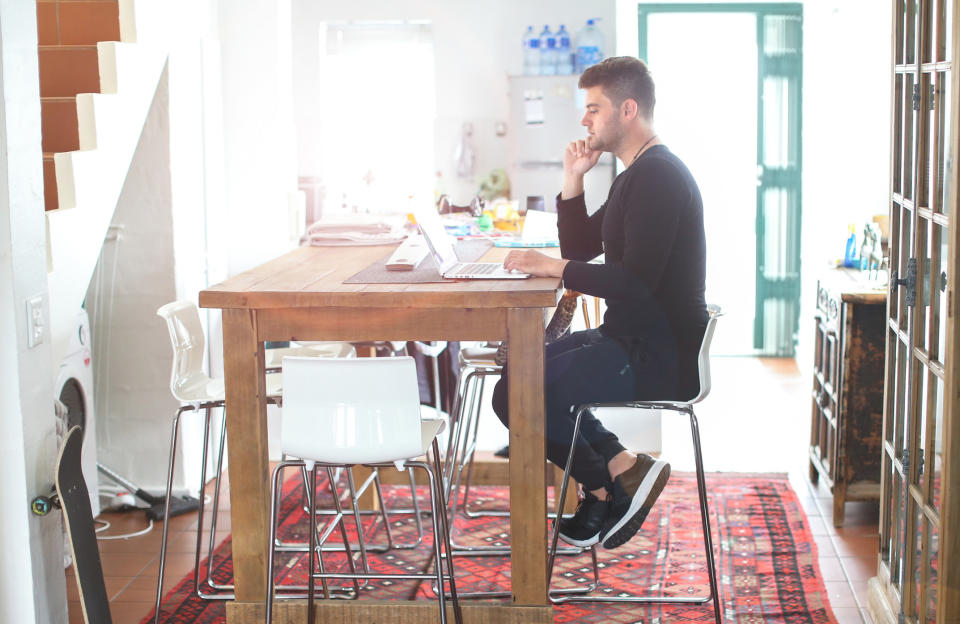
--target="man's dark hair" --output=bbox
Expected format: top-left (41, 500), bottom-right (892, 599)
top-left (579, 56), bottom-right (656, 120)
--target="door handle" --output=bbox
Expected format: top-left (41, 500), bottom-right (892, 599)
top-left (890, 258), bottom-right (917, 307)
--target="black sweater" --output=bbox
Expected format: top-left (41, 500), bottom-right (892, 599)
top-left (558, 144), bottom-right (707, 399)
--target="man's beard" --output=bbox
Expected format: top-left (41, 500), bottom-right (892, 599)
top-left (586, 126), bottom-right (621, 153)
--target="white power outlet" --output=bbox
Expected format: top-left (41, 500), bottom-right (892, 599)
top-left (26, 295), bottom-right (44, 348)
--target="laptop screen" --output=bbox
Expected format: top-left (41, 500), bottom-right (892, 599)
top-left (414, 207), bottom-right (458, 272)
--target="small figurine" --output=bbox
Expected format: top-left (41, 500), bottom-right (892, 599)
top-left (860, 222), bottom-right (884, 278)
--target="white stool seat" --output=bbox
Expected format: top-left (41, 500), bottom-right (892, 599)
top-left (265, 342), bottom-right (356, 368)
top-left (459, 346), bottom-right (499, 367)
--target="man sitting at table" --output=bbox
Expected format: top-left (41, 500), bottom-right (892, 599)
top-left (494, 56), bottom-right (707, 549)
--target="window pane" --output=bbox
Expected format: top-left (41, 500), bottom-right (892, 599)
top-left (917, 369), bottom-right (928, 490)
top-left (894, 76), bottom-right (904, 195)
top-left (881, 452), bottom-right (895, 565)
top-left (885, 328), bottom-right (900, 446)
top-left (895, 340), bottom-right (909, 453)
top-left (938, 224), bottom-right (948, 357)
top-left (916, 218), bottom-right (929, 352)
top-left (762, 76), bottom-right (799, 168)
top-left (932, 375), bottom-right (943, 515)
top-left (318, 23), bottom-right (435, 214)
top-left (891, 470), bottom-right (905, 588)
top-left (889, 204), bottom-right (902, 321)
top-left (937, 0), bottom-right (953, 63)
top-left (912, 507), bottom-right (924, 620)
top-left (938, 71), bottom-right (952, 213)
top-left (763, 14), bottom-right (801, 55)
top-left (905, 0), bottom-right (919, 65)
top-left (899, 205), bottom-right (913, 329)
top-left (927, 518), bottom-right (939, 622)
top-left (903, 73), bottom-right (916, 201)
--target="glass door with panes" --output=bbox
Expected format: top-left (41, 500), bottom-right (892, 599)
top-left (638, 4), bottom-right (802, 356)
top-left (874, 0), bottom-right (959, 622)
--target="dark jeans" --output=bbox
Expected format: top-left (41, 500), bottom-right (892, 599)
top-left (491, 328), bottom-right (677, 492)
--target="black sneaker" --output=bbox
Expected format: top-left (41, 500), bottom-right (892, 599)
top-left (600, 454), bottom-right (670, 549)
top-left (557, 491), bottom-right (610, 547)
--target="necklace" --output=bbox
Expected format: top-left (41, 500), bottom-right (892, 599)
top-left (631, 134), bottom-right (658, 163)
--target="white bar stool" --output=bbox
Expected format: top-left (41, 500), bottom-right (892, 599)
top-left (546, 305), bottom-right (723, 624)
top-left (266, 356), bottom-right (462, 624)
top-left (153, 301), bottom-right (356, 619)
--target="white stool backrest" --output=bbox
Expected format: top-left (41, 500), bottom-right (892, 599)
top-left (156, 300), bottom-right (212, 403)
top-left (281, 356), bottom-right (424, 465)
top-left (688, 305), bottom-right (722, 405)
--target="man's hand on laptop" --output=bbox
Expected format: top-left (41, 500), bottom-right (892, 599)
top-left (503, 250), bottom-right (569, 278)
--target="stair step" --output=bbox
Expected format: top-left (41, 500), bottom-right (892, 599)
top-left (43, 153), bottom-right (58, 212)
top-left (38, 45), bottom-right (100, 98)
top-left (40, 97), bottom-right (79, 154)
top-left (36, 1), bottom-right (58, 46)
top-left (37, 0), bottom-right (121, 46)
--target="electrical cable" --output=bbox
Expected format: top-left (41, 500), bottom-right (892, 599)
top-left (95, 518), bottom-right (154, 541)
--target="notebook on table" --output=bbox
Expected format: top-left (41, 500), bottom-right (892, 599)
top-left (415, 207), bottom-right (530, 280)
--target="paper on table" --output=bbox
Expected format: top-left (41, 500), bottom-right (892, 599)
top-left (300, 215), bottom-right (408, 246)
top-left (493, 208), bottom-right (558, 247)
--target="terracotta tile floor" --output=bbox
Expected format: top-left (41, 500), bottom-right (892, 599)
top-left (67, 357), bottom-right (880, 623)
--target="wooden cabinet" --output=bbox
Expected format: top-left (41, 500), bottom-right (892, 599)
top-left (809, 269), bottom-right (886, 526)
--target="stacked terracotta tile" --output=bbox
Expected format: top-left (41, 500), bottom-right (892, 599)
top-left (36, 0), bottom-right (120, 211)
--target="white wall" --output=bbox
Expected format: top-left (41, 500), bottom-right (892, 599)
top-left (220, 0), bottom-right (300, 276)
top-left (797, 0), bottom-right (891, 370)
top-left (0, 0), bottom-right (68, 621)
top-left (87, 70), bottom-right (186, 493)
top-left (292, 0), bottom-right (616, 204)
top-left (83, 0), bottom-right (306, 493)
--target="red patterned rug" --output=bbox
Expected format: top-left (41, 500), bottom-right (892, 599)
top-left (145, 472), bottom-right (838, 623)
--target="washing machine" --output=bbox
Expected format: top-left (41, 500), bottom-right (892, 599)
top-left (54, 309), bottom-right (100, 517)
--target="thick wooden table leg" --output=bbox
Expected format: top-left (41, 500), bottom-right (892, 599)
top-left (507, 308), bottom-right (548, 605)
top-left (222, 309), bottom-right (270, 605)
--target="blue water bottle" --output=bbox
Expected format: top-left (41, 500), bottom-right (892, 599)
top-left (556, 25), bottom-right (572, 74)
top-left (576, 19), bottom-right (605, 73)
top-left (522, 26), bottom-right (540, 75)
top-left (843, 224), bottom-right (859, 268)
top-left (539, 25), bottom-right (557, 75)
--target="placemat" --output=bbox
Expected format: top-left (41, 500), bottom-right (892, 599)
top-left (343, 239), bottom-right (494, 284)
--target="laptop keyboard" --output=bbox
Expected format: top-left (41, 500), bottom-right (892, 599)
top-left (452, 262), bottom-right (500, 275)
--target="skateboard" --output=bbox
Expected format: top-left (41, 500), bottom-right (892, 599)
top-left (45, 425), bottom-right (112, 623)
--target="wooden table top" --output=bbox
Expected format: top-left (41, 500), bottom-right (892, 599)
top-left (199, 244), bottom-right (562, 310)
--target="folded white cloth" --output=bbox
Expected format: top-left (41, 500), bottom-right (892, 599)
top-left (301, 215), bottom-right (407, 246)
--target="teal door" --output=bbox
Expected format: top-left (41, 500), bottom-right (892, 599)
top-left (639, 4), bottom-right (803, 356)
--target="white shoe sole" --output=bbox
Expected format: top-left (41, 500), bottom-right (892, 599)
top-left (601, 459), bottom-right (670, 549)
top-left (558, 531), bottom-right (600, 548)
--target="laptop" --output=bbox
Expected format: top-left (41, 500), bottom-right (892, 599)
top-left (415, 207), bottom-right (530, 279)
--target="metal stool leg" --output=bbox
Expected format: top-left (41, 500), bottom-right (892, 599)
top-left (690, 409), bottom-right (722, 624)
top-left (199, 408), bottom-right (234, 597)
top-left (154, 404), bottom-right (196, 623)
top-left (547, 404), bottom-right (721, 620)
top-left (427, 439), bottom-right (463, 624)
top-left (273, 459), bottom-right (459, 622)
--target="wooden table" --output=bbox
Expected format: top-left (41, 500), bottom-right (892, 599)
top-left (199, 244), bottom-right (560, 623)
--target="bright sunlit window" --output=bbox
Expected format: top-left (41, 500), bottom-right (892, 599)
top-left (318, 21), bottom-right (435, 215)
